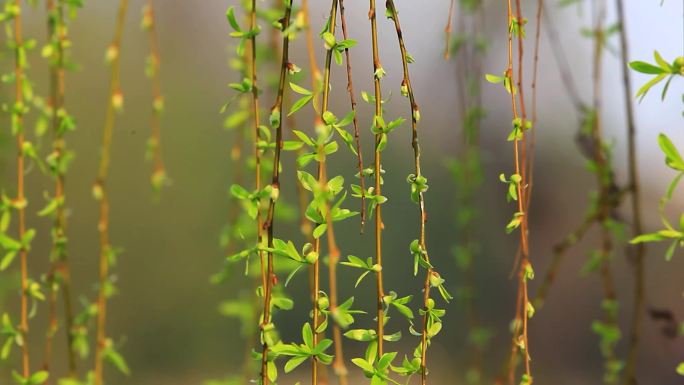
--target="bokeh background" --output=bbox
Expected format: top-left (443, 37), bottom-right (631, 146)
top-left (0, 0), bottom-right (683, 384)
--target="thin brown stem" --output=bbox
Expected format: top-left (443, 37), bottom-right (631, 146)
top-left (338, 0), bottom-right (366, 233)
top-left (525, 0), bottom-right (544, 213)
top-left (312, 1), bottom-right (350, 384)
top-left (94, 2), bottom-right (128, 384)
top-left (384, 2), bottom-right (435, 383)
top-left (505, 0), bottom-right (533, 381)
top-left (616, 0), bottom-right (645, 382)
top-left (310, 2), bottom-right (345, 384)
top-left (12, 0), bottom-right (29, 378)
top-left (260, 2), bottom-right (293, 383)
top-left (43, 0), bottom-right (77, 380)
top-left (248, 0), bottom-right (267, 300)
top-left (369, 0), bottom-right (386, 358)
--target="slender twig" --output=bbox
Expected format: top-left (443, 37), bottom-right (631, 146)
top-left (368, 0), bottom-right (386, 358)
top-left (312, 1), bottom-right (350, 384)
top-left (384, 2), bottom-right (436, 383)
top-left (616, 0), bottom-right (646, 381)
top-left (291, 6), bottom-right (334, 382)
top-left (11, 0), bottom-right (30, 378)
top-left (504, 0), bottom-right (533, 381)
top-left (248, 0), bottom-right (267, 299)
top-left (93, 2), bottom-right (128, 384)
top-left (591, 1), bottom-right (622, 382)
top-left (143, 0), bottom-right (167, 192)
top-left (43, 0), bottom-right (77, 380)
top-left (525, 0), bottom-right (544, 212)
top-left (260, 2), bottom-right (293, 383)
top-left (339, 0), bottom-right (366, 233)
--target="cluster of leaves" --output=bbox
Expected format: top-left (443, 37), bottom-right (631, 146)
top-left (629, 51), bottom-right (683, 101)
top-left (630, 134), bottom-right (683, 259)
top-left (628, 36), bottom-right (684, 381)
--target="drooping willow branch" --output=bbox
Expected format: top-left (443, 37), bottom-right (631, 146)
top-left (11, 0), bottom-right (31, 379)
top-left (534, 2), bottom-right (623, 382)
top-left (314, 1), bottom-right (350, 383)
top-left (616, 0), bottom-right (646, 381)
top-left (260, 1), bottom-right (294, 384)
top-left (142, 0), bottom-right (167, 193)
top-left (501, 0), bottom-right (534, 382)
top-left (368, 0), bottom-right (387, 358)
top-left (589, 2), bottom-right (622, 382)
top-left (385, 2), bottom-right (451, 384)
top-left (42, 0), bottom-right (78, 379)
top-left (339, 0), bottom-right (366, 232)
top-left (93, 1), bottom-right (129, 384)
top-left (247, 0), bottom-right (267, 297)
top-left (529, 5), bottom-right (626, 381)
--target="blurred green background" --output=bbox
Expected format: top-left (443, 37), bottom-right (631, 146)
top-left (0, 0), bottom-right (683, 384)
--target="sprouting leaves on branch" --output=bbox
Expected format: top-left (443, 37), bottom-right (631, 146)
top-left (629, 51), bottom-right (683, 101)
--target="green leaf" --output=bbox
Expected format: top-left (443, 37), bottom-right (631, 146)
top-left (104, 348), bottom-right (130, 375)
top-left (355, 270), bottom-right (371, 288)
top-left (322, 32), bottom-right (336, 49)
top-left (0, 251), bottom-right (17, 271)
top-left (1, 337), bottom-right (12, 360)
top-left (302, 323), bottom-right (314, 348)
top-left (630, 232), bottom-right (665, 244)
top-left (0, 233), bottom-right (21, 251)
top-left (290, 82), bottom-right (312, 95)
top-left (629, 61), bottom-right (665, 75)
top-left (229, 184), bottom-right (249, 200)
top-left (635, 73), bottom-right (666, 101)
top-left (653, 50), bottom-right (672, 71)
top-left (284, 355), bottom-right (308, 373)
top-left (351, 358), bottom-right (375, 373)
top-left (485, 74), bottom-right (504, 84)
top-left (28, 371), bottom-right (48, 385)
top-left (658, 134), bottom-right (684, 171)
top-left (665, 240), bottom-right (679, 261)
top-left (284, 265), bottom-right (303, 287)
top-left (289, 95), bottom-right (313, 116)
top-left (226, 7), bottom-right (242, 32)
top-left (313, 223), bottom-right (327, 239)
top-left (267, 360), bottom-right (277, 382)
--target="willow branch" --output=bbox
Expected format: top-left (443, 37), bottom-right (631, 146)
top-left (384, 2), bottom-right (435, 383)
top-left (504, 0), bottom-right (533, 381)
top-left (11, 0), bottom-right (30, 378)
top-left (616, 0), bottom-right (645, 381)
top-left (368, 0), bottom-right (386, 358)
top-left (339, 0), bottom-right (366, 232)
top-left (93, 2), bottom-right (128, 385)
top-left (43, 0), bottom-right (77, 379)
top-left (260, 2), bottom-right (293, 383)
